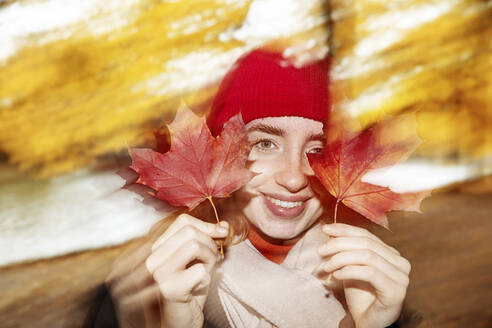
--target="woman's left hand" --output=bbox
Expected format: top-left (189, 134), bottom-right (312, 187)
top-left (318, 223), bottom-right (411, 328)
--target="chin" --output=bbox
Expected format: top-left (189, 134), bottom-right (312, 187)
top-left (257, 223), bottom-right (298, 240)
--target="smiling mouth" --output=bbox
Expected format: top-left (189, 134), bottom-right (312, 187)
top-left (262, 194), bottom-right (308, 218)
top-left (265, 196), bottom-right (303, 208)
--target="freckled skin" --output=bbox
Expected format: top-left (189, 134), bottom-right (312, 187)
top-left (108, 116), bottom-right (410, 328)
top-left (234, 116), bottom-right (325, 241)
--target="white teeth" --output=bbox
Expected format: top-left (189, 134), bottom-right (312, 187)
top-left (266, 196), bottom-right (303, 208)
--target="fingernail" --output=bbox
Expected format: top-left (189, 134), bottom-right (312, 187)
top-left (323, 261), bottom-right (332, 272)
top-left (323, 274), bottom-right (333, 286)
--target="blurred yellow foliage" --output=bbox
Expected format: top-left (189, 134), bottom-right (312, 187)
top-left (0, 0), bottom-right (252, 176)
top-left (331, 0), bottom-right (492, 162)
top-left (0, 0), bottom-right (491, 178)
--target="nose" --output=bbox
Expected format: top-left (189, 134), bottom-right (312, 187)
top-left (274, 151), bottom-right (310, 193)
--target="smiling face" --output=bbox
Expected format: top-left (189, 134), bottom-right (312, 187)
top-left (234, 116), bottom-right (325, 242)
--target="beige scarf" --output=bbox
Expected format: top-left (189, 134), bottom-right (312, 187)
top-left (204, 224), bottom-right (350, 328)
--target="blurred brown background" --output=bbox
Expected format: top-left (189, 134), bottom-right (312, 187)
top-left (0, 0), bottom-right (491, 327)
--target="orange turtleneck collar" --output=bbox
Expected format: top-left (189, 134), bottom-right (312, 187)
top-left (247, 227), bottom-right (295, 264)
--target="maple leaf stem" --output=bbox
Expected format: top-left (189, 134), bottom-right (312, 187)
top-left (334, 200), bottom-right (340, 223)
top-left (207, 196), bottom-right (224, 259)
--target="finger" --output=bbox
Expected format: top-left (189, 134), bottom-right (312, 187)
top-left (148, 239), bottom-right (217, 277)
top-left (322, 250), bottom-right (409, 286)
top-left (318, 237), bottom-right (411, 275)
top-left (153, 214), bottom-right (228, 251)
top-left (333, 265), bottom-right (407, 305)
top-left (322, 223), bottom-right (400, 255)
top-left (147, 225), bottom-right (218, 272)
top-left (156, 263), bottom-right (210, 303)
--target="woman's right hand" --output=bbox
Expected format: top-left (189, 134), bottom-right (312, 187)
top-left (107, 214), bottom-right (229, 328)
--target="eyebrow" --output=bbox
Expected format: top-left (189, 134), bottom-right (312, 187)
top-left (247, 123), bottom-right (326, 142)
top-left (307, 132), bottom-right (326, 142)
top-left (247, 123), bottom-right (284, 136)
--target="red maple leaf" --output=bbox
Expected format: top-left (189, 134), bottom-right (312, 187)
top-left (129, 104), bottom-right (254, 211)
top-left (308, 112), bottom-right (431, 229)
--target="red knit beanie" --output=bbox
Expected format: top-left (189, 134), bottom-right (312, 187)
top-left (207, 49), bottom-right (332, 136)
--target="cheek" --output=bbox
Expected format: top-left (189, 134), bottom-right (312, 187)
top-left (247, 157), bottom-right (278, 182)
top-left (234, 160), bottom-right (272, 214)
top-left (239, 159), bottom-right (277, 198)
top-left (309, 198), bottom-right (324, 219)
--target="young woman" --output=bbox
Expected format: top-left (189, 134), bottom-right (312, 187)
top-left (106, 49), bottom-right (410, 328)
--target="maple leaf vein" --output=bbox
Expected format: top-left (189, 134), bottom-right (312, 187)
top-left (342, 187), bottom-right (389, 199)
top-left (167, 150), bottom-right (206, 196)
top-left (316, 155), bottom-right (337, 194)
top-left (150, 166), bottom-right (203, 195)
top-left (339, 145), bottom-right (384, 200)
top-left (190, 126), bottom-right (211, 195)
top-left (211, 138), bottom-right (234, 194)
top-left (345, 197), bottom-right (377, 218)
